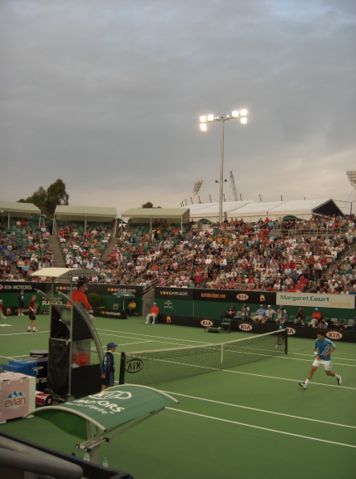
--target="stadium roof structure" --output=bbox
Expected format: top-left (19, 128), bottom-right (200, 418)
top-left (122, 208), bottom-right (190, 228)
top-left (0, 201), bottom-right (41, 217)
top-left (54, 205), bottom-right (117, 222)
top-left (189, 199), bottom-right (343, 222)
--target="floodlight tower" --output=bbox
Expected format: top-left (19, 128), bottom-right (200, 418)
top-left (192, 180), bottom-right (203, 203)
top-left (346, 171), bottom-right (356, 214)
top-left (199, 109), bottom-right (248, 223)
top-left (346, 171), bottom-right (356, 189)
top-left (229, 171), bottom-right (238, 201)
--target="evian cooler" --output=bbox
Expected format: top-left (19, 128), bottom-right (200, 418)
top-left (0, 371), bottom-right (35, 422)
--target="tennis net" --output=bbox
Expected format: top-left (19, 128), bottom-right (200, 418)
top-left (119, 329), bottom-right (287, 385)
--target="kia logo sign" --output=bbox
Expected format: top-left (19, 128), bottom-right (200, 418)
top-left (236, 293), bottom-right (249, 301)
top-left (326, 331), bottom-right (343, 340)
top-left (239, 323), bottom-right (253, 332)
top-left (125, 358), bottom-right (144, 374)
top-left (287, 327), bottom-right (296, 336)
top-left (200, 319), bottom-right (213, 328)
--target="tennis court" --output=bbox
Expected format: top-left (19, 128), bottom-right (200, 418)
top-left (1, 314), bottom-right (356, 479)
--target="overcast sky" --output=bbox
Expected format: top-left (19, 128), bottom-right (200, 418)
top-left (1, 0), bottom-right (356, 215)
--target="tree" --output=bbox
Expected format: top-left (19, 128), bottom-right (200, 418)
top-left (19, 187), bottom-right (47, 212)
top-left (18, 179), bottom-right (69, 217)
top-left (46, 179), bottom-right (69, 216)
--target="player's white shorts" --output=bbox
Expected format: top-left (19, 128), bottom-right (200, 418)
top-left (312, 359), bottom-right (332, 371)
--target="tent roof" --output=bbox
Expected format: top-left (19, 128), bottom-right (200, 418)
top-left (268, 199), bottom-right (343, 217)
top-left (229, 201), bottom-right (284, 214)
top-left (122, 208), bottom-right (190, 222)
top-left (189, 201), bottom-right (252, 219)
top-left (189, 199), bottom-right (343, 221)
top-left (31, 268), bottom-right (95, 280)
top-left (0, 201), bottom-right (41, 217)
top-left (54, 205), bottom-right (117, 221)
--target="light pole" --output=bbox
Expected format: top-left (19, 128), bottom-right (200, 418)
top-left (199, 109), bottom-right (248, 223)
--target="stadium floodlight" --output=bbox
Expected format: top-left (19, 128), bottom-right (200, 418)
top-left (192, 180), bottom-right (203, 196)
top-left (346, 171), bottom-right (356, 188)
top-left (198, 108), bottom-right (249, 223)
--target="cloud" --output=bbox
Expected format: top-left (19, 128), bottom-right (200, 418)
top-left (1, 0), bottom-right (355, 215)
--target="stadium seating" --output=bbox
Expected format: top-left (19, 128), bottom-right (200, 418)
top-left (1, 214), bottom-right (354, 294)
top-left (0, 219), bottom-right (54, 280)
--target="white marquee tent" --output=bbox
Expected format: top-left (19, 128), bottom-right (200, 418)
top-left (189, 199), bottom-right (343, 222)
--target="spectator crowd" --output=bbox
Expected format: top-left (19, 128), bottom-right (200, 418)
top-left (0, 214), bottom-right (355, 295)
top-left (0, 218), bottom-right (54, 280)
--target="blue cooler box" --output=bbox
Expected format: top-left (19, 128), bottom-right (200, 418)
top-left (3, 358), bottom-right (48, 391)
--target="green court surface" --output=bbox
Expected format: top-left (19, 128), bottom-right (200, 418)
top-left (1, 314), bottom-right (356, 479)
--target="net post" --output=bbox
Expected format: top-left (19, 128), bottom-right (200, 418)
top-left (119, 352), bottom-right (126, 385)
top-left (283, 328), bottom-right (288, 355)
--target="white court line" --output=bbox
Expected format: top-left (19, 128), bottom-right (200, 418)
top-left (272, 354), bottom-right (356, 368)
top-left (222, 348), bottom-right (356, 368)
top-left (139, 355), bottom-right (356, 390)
top-left (96, 327), bottom-right (356, 363)
top-left (0, 354), bottom-right (29, 360)
top-left (96, 331), bottom-right (155, 348)
top-left (96, 327), bottom-right (216, 345)
top-left (102, 334), bottom-right (207, 348)
top-left (166, 408), bottom-right (356, 449)
top-left (122, 349), bottom-right (354, 369)
top-left (164, 391), bottom-right (356, 429)
top-left (327, 356), bottom-right (356, 363)
top-left (120, 340), bottom-right (155, 347)
top-left (290, 351), bottom-right (356, 362)
top-left (222, 368), bottom-right (356, 391)
top-left (123, 353), bottom-right (356, 391)
top-left (0, 330), bottom-right (49, 336)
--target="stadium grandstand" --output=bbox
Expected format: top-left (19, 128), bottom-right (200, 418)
top-left (0, 197), bottom-right (355, 479)
top-left (0, 201), bottom-right (54, 281)
top-left (0, 199), bottom-right (354, 294)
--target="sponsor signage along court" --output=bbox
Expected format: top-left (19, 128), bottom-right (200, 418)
top-left (156, 287), bottom-right (194, 300)
top-left (0, 372), bottom-right (35, 421)
top-left (277, 292), bottom-right (355, 310)
top-left (155, 287), bottom-right (277, 304)
top-left (326, 331), bottom-right (343, 340)
top-left (239, 323), bottom-right (253, 332)
top-left (200, 319), bottom-right (214, 328)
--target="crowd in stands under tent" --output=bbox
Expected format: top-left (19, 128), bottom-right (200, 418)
top-left (0, 201), bottom-right (54, 280)
top-left (98, 214), bottom-right (355, 293)
top-left (53, 205), bottom-right (116, 273)
top-left (0, 200), bottom-right (355, 294)
top-left (57, 221), bottom-right (113, 270)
